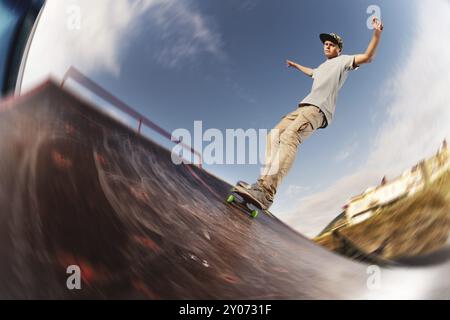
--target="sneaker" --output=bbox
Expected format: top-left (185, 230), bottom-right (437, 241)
top-left (234, 184), bottom-right (273, 210)
top-left (236, 180), bottom-right (252, 189)
top-left (236, 181), bottom-right (265, 193)
top-left (237, 180), bottom-right (262, 191)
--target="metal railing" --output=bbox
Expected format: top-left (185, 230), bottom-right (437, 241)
top-left (61, 66), bottom-right (202, 168)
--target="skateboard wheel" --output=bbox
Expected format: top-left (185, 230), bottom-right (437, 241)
top-left (226, 195), bottom-right (235, 203)
top-left (251, 210), bottom-right (259, 218)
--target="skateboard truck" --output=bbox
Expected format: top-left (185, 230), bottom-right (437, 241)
top-left (226, 192), bottom-right (260, 218)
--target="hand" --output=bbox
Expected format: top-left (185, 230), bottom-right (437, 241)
top-left (286, 60), bottom-right (296, 68)
top-left (372, 17), bottom-right (384, 36)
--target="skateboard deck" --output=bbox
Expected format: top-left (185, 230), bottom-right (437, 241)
top-left (226, 181), bottom-right (274, 218)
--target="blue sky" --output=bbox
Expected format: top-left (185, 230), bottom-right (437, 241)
top-left (23, 0), bottom-right (450, 236)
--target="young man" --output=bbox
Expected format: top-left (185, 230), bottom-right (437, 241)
top-left (236, 18), bottom-right (384, 210)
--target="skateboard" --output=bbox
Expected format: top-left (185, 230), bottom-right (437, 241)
top-left (226, 181), bottom-right (273, 218)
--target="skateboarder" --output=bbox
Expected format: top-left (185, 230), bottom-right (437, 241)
top-left (235, 18), bottom-right (384, 211)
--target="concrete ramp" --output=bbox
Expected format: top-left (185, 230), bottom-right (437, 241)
top-left (0, 81), bottom-right (449, 299)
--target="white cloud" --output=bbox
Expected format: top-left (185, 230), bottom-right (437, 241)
top-left (335, 139), bottom-right (359, 162)
top-left (149, 1), bottom-right (225, 68)
top-left (22, 0), bottom-right (224, 90)
top-left (279, 0), bottom-right (450, 238)
top-left (285, 184), bottom-right (311, 198)
top-left (366, 1), bottom-right (450, 175)
top-left (24, 0), bottom-right (149, 88)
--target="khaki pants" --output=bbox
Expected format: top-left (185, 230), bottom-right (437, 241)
top-left (258, 105), bottom-right (325, 200)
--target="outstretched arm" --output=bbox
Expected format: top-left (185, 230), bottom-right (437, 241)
top-left (354, 17), bottom-right (384, 66)
top-left (286, 60), bottom-right (314, 77)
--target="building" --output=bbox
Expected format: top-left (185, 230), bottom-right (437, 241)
top-left (343, 140), bottom-right (449, 225)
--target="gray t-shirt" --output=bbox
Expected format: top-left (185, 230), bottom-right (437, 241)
top-left (300, 54), bottom-right (357, 128)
